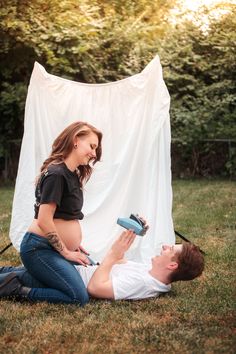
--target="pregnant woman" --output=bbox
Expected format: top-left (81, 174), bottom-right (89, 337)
top-left (12, 121), bottom-right (102, 305)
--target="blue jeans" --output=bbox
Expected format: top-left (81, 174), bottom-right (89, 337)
top-left (0, 266), bottom-right (45, 288)
top-left (20, 232), bottom-right (89, 305)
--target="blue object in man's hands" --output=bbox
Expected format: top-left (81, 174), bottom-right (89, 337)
top-left (117, 214), bottom-right (147, 236)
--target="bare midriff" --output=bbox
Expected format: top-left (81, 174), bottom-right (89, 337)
top-left (28, 219), bottom-right (82, 251)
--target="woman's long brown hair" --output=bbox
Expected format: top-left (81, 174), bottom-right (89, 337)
top-left (39, 121), bottom-right (102, 185)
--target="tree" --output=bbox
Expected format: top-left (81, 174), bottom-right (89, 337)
top-left (0, 0), bottom-right (235, 178)
top-left (157, 3), bottom-right (236, 175)
top-left (0, 0), bottom-right (176, 178)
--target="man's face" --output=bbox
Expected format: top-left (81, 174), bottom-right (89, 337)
top-left (151, 244), bottom-right (183, 269)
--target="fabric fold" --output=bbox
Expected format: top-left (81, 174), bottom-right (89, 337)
top-left (10, 55), bottom-right (175, 261)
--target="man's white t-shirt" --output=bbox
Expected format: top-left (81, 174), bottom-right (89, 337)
top-left (75, 261), bottom-right (171, 301)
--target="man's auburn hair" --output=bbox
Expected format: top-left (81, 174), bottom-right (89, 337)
top-left (170, 243), bottom-right (205, 282)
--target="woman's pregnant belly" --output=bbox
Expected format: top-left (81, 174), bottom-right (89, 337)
top-left (28, 219), bottom-right (82, 251)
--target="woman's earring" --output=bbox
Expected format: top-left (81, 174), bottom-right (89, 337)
top-left (74, 144), bottom-right (78, 149)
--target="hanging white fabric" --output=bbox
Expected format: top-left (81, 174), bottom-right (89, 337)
top-left (9, 55), bottom-right (175, 262)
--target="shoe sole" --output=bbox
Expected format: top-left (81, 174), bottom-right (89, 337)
top-left (0, 272), bottom-right (19, 290)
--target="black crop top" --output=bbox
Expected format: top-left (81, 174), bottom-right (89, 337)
top-left (34, 163), bottom-right (84, 220)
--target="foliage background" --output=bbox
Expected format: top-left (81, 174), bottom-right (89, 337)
top-left (0, 0), bottom-right (235, 179)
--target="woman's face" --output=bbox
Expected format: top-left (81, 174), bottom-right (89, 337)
top-left (74, 132), bottom-right (99, 165)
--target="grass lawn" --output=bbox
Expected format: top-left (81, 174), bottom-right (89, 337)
top-left (0, 180), bottom-right (235, 354)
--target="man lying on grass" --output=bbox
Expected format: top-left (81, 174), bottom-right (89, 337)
top-left (0, 231), bottom-right (204, 304)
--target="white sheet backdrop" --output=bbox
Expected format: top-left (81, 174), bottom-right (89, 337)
top-left (9, 55), bottom-right (175, 262)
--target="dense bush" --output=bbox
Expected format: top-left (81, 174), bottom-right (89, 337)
top-left (0, 0), bottom-right (235, 178)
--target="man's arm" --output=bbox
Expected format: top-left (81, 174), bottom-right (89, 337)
top-left (87, 230), bottom-right (136, 299)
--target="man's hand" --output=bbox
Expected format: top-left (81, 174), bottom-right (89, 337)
top-left (87, 230), bottom-right (136, 299)
top-left (109, 230), bottom-right (136, 261)
top-left (138, 215), bottom-right (149, 235)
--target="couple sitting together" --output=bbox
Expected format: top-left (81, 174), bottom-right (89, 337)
top-left (0, 122), bottom-right (204, 305)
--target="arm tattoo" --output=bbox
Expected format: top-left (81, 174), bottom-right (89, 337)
top-left (46, 232), bottom-right (64, 253)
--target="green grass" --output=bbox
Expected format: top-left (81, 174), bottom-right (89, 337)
top-left (0, 180), bottom-right (235, 354)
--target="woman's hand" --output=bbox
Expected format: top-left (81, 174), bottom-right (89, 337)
top-left (78, 244), bottom-right (90, 256)
top-left (63, 249), bottom-right (90, 266)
